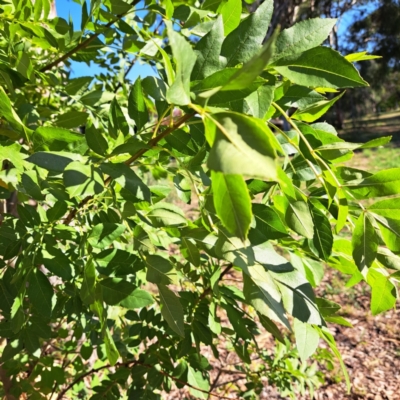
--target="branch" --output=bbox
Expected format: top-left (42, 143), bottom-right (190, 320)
top-left (63, 112), bottom-right (195, 225)
top-left (57, 359), bottom-right (232, 400)
top-left (40, 0), bottom-right (141, 72)
top-left (197, 263), bottom-right (234, 302)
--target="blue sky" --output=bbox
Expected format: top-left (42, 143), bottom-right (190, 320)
top-left (56, 0), bottom-right (157, 80)
top-left (56, 0), bottom-right (379, 80)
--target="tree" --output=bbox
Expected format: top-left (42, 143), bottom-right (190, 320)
top-left (0, 0), bottom-right (399, 399)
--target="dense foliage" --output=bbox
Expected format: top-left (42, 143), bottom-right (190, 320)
top-left (0, 0), bottom-right (399, 398)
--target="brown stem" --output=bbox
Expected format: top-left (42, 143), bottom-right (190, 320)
top-left (40, 0), bottom-right (141, 72)
top-left (197, 263), bottom-right (234, 303)
top-left (63, 112), bottom-right (195, 225)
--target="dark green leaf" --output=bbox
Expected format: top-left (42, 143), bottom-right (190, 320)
top-left (352, 213), bottom-right (378, 271)
top-left (271, 18), bottom-right (337, 63)
top-left (63, 161), bottom-right (104, 197)
top-left (80, 260), bottom-right (96, 305)
top-left (248, 203), bottom-right (288, 244)
top-left (273, 47), bottom-right (368, 89)
top-left (128, 77), bottom-right (149, 131)
top-left (166, 22), bottom-right (196, 105)
top-left (27, 269), bottom-right (54, 318)
top-left (55, 111), bottom-right (88, 129)
top-left (207, 112), bottom-right (277, 180)
top-left (146, 255), bottom-right (175, 285)
top-left (192, 16), bottom-right (224, 80)
top-left (158, 284), bottom-right (185, 337)
top-left (286, 201), bottom-right (314, 238)
top-left (101, 163), bottom-right (151, 202)
top-left (367, 267), bottom-right (397, 315)
top-left (88, 223), bottom-right (126, 249)
top-left (212, 171), bottom-right (252, 241)
top-left (310, 206), bottom-right (333, 260)
top-left (221, 0), bottom-right (273, 67)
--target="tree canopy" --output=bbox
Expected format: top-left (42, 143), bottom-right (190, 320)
top-left (0, 0), bottom-right (399, 399)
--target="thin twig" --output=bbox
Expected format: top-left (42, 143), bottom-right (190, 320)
top-left (196, 263), bottom-right (234, 305)
top-left (63, 112), bottom-right (195, 225)
top-left (56, 360), bottom-right (232, 400)
top-left (40, 0), bottom-right (141, 72)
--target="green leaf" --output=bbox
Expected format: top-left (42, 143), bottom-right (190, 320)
top-left (147, 202), bottom-right (187, 227)
top-left (146, 255), bottom-right (175, 285)
top-left (27, 269), bottom-right (54, 318)
top-left (27, 152), bottom-right (73, 172)
top-left (32, 126), bottom-right (86, 152)
top-left (192, 16), bottom-right (224, 80)
top-left (368, 197), bottom-right (400, 219)
top-left (315, 298), bottom-right (340, 317)
top-left (193, 69), bottom-right (265, 105)
top-left (16, 52), bottom-right (33, 79)
top-left (187, 366), bottom-right (210, 399)
top-left (0, 86), bottom-right (28, 136)
top-left (285, 201), bottom-right (314, 239)
top-left (271, 18), bottom-right (337, 63)
top-left (181, 237), bottom-right (201, 267)
top-left (65, 76), bottom-right (93, 96)
top-left (220, 29), bottom-right (278, 92)
top-left (272, 47), bottom-right (368, 89)
top-left (80, 259), bottom-right (96, 305)
top-left (367, 267), bottom-right (397, 315)
top-left (164, 0), bottom-right (174, 19)
top-left (166, 22), bottom-right (196, 106)
top-left (85, 124), bottom-right (108, 156)
top-left (243, 267), bottom-right (290, 329)
top-left (88, 223), bottom-right (126, 249)
top-left (293, 319), bottom-right (319, 361)
top-left (101, 163), bottom-right (151, 202)
top-left (104, 327), bottom-right (120, 366)
top-left (120, 289), bottom-right (154, 309)
top-left (234, 85), bottom-right (274, 118)
top-left (207, 112), bottom-right (277, 180)
top-left (352, 213), bottom-right (378, 272)
top-left (259, 315), bottom-right (284, 343)
top-left (248, 203), bottom-right (288, 245)
top-left (376, 247), bottom-right (400, 271)
top-left (221, 0), bottom-right (273, 67)
top-left (310, 206), bottom-right (333, 261)
top-left (276, 85), bottom-right (325, 110)
top-left (109, 97), bottom-right (129, 137)
top-left (345, 51), bottom-right (381, 62)
top-left (212, 171), bottom-right (252, 241)
top-left (55, 111), bottom-right (88, 129)
top-left (63, 161), bottom-right (104, 198)
top-left (374, 215), bottom-right (400, 253)
top-left (345, 168), bottom-right (400, 199)
top-left (292, 91), bottom-right (345, 122)
top-left (317, 327), bottom-right (351, 391)
top-left (219, 0), bottom-right (241, 36)
top-left (128, 77), bottom-right (149, 131)
top-left (100, 278), bottom-right (153, 309)
top-left (40, 248), bottom-right (73, 280)
top-left (158, 284), bottom-right (185, 337)
top-left (325, 315), bottom-right (353, 327)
